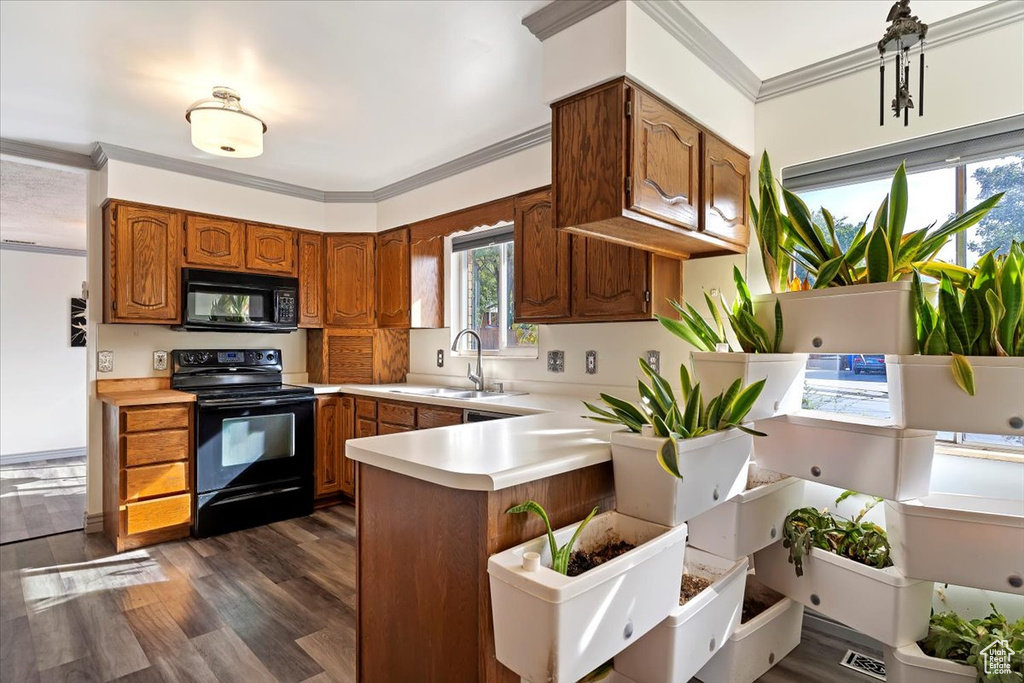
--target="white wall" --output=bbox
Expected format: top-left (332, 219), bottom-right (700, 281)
top-left (0, 249), bottom-right (87, 457)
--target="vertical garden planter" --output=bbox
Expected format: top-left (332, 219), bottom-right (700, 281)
top-left (694, 577), bottom-right (804, 683)
top-left (487, 511), bottom-right (688, 683)
top-left (614, 549), bottom-right (748, 683)
top-left (885, 493), bottom-right (1024, 595)
top-left (752, 411), bottom-right (936, 501)
top-left (690, 352), bottom-right (808, 421)
top-left (610, 429), bottom-right (752, 527)
top-left (753, 541), bottom-right (934, 647)
top-left (886, 355), bottom-right (1024, 435)
top-left (752, 281), bottom-right (929, 354)
top-left (688, 466), bottom-right (806, 560)
top-left (883, 642), bottom-right (977, 683)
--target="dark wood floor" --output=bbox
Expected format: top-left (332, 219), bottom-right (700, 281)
top-left (0, 456), bottom-right (86, 544)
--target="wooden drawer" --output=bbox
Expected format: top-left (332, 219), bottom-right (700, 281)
top-left (123, 429), bottom-right (189, 467)
top-left (356, 418), bottom-right (377, 438)
top-left (121, 405), bottom-right (189, 433)
top-left (417, 405), bottom-right (463, 429)
top-left (378, 401), bottom-right (415, 427)
top-left (123, 462), bottom-right (188, 502)
top-left (355, 397), bottom-right (377, 420)
top-left (124, 493), bottom-right (191, 535)
top-left (379, 423), bottom-right (413, 435)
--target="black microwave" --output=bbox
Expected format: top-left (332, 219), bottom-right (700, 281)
top-left (179, 268), bottom-right (299, 333)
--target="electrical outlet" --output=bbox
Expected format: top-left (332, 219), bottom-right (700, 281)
top-left (98, 350), bottom-right (114, 373)
top-left (585, 350), bottom-right (598, 374)
top-left (646, 350), bottom-right (661, 374)
top-left (153, 350), bottom-right (168, 371)
top-left (436, 349), bottom-right (444, 368)
top-left (547, 350), bottom-right (565, 373)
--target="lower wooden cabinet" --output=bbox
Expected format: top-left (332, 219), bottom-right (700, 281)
top-left (316, 395), bottom-right (355, 499)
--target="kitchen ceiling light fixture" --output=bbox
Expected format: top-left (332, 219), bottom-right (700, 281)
top-left (878, 0), bottom-right (928, 127)
top-left (185, 86), bottom-right (267, 158)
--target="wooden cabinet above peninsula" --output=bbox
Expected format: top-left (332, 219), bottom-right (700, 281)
top-left (551, 77), bottom-right (750, 260)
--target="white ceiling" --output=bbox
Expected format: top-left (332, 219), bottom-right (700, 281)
top-left (681, 0), bottom-right (995, 80)
top-left (0, 159), bottom-right (87, 250)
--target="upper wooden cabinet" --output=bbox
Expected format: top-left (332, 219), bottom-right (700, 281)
top-left (325, 234), bottom-right (376, 328)
top-left (551, 78), bottom-right (748, 260)
top-left (376, 228), bottom-right (411, 328)
top-left (298, 232), bottom-right (324, 328)
top-left (183, 215), bottom-right (244, 270)
top-left (409, 230), bottom-right (444, 329)
top-left (514, 188), bottom-right (570, 321)
top-left (245, 224), bottom-right (297, 275)
top-left (702, 133), bottom-right (751, 246)
top-left (104, 201), bottom-right (182, 324)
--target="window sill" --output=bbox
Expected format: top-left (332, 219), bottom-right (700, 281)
top-left (934, 443), bottom-right (1024, 464)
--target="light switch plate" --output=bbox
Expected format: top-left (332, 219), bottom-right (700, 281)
top-left (98, 350), bottom-right (114, 373)
top-left (547, 350), bottom-right (565, 373)
top-left (585, 350), bottom-right (598, 374)
top-left (646, 350), bottom-right (661, 374)
top-left (436, 349), bottom-right (444, 368)
top-left (153, 350), bottom-right (168, 371)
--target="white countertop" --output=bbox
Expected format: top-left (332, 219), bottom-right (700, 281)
top-left (298, 382), bottom-right (586, 415)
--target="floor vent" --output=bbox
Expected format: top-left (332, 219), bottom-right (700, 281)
top-left (840, 649), bottom-right (886, 681)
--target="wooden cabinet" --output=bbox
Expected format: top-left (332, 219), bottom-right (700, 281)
top-left (702, 132), bottom-right (751, 246)
top-left (183, 215), bottom-right (244, 270)
top-left (346, 396), bottom-right (463, 437)
top-left (316, 395), bottom-right (354, 499)
top-left (298, 232), bottom-right (324, 328)
top-left (307, 328), bottom-right (409, 384)
top-left (514, 188), bottom-right (571, 321)
top-left (572, 236), bottom-right (653, 319)
top-left (245, 224), bottom-right (297, 275)
top-left (551, 78), bottom-right (748, 260)
top-left (104, 201), bottom-right (182, 324)
top-left (325, 234), bottom-right (376, 328)
top-left (409, 230), bottom-right (444, 329)
top-left (376, 228), bottom-right (411, 328)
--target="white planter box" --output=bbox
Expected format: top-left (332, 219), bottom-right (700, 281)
top-left (884, 642), bottom-right (977, 683)
top-left (488, 511), bottom-right (688, 683)
top-left (688, 467), bottom-right (806, 560)
top-left (753, 281), bottom-right (927, 354)
top-left (695, 577), bottom-right (804, 683)
top-left (610, 429), bottom-right (752, 526)
top-left (614, 550), bottom-right (748, 683)
top-left (690, 352), bottom-right (808, 421)
top-left (887, 354), bottom-right (1024, 435)
top-left (752, 411), bottom-right (935, 501)
top-left (885, 493), bottom-right (1024, 595)
top-left (753, 541), bottom-right (933, 647)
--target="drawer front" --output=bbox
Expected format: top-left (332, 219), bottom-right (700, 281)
top-left (124, 462), bottom-right (188, 502)
top-left (355, 397), bottom-right (377, 420)
top-left (125, 493), bottom-right (191, 535)
top-left (417, 405), bottom-right (463, 429)
top-left (379, 422), bottom-right (413, 435)
top-left (356, 418), bottom-right (377, 438)
top-left (378, 401), bottom-right (415, 427)
top-left (123, 429), bottom-right (190, 467)
top-left (122, 405), bottom-right (190, 433)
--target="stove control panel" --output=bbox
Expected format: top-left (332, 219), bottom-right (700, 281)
top-left (173, 349), bottom-right (281, 368)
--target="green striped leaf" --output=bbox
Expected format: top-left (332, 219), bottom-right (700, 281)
top-left (813, 255), bottom-right (845, 288)
top-left (866, 227), bottom-right (894, 283)
top-left (657, 436), bottom-right (683, 479)
top-left (950, 353), bottom-right (976, 397)
top-left (773, 299), bottom-right (784, 353)
top-left (887, 162), bottom-right (908, 254)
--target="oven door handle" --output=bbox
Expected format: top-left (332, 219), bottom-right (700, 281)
top-left (197, 395), bottom-right (315, 408)
top-left (207, 485), bottom-right (304, 506)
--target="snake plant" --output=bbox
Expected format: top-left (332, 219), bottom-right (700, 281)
top-left (781, 491), bottom-right (891, 577)
top-left (657, 266), bottom-right (782, 354)
top-left (505, 500), bottom-right (598, 575)
top-left (583, 358), bottom-right (766, 479)
top-left (913, 241), bottom-right (1024, 395)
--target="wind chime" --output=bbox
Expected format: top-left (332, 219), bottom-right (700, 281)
top-left (878, 0), bottom-right (928, 126)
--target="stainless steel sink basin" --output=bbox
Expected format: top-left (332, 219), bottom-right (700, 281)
top-left (388, 387), bottom-right (524, 400)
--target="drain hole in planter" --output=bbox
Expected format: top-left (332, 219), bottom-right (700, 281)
top-left (1009, 575), bottom-right (1023, 588)
top-left (810, 593), bottom-right (821, 606)
top-left (1010, 417), bottom-right (1023, 430)
top-left (770, 526), bottom-right (777, 539)
top-left (810, 466), bottom-right (821, 477)
top-left (768, 652), bottom-right (775, 665)
top-left (623, 620), bottom-right (634, 640)
top-left (712, 487), bottom-right (720, 501)
top-left (709, 637), bottom-right (716, 652)
top-left (812, 337), bottom-right (823, 348)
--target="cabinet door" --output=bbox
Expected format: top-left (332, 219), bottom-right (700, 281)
top-left (339, 396), bottom-right (356, 495)
top-left (107, 203), bottom-right (181, 323)
top-left (629, 86), bottom-right (701, 230)
top-left (315, 396), bottom-right (343, 498)
top-left (410, 232), bottom-right (444, 328)
top-left (356, 417), bottom-right (378, 438)
top-left (703, 134), bottom-right (751, 246)
top-left (514, 188), bottom-right (570, 321)
top-left (571, 236), bottom-right (649, 320)
top-left (245, 224), bottom-right (297, 275)
top-left (184, 215), bottom-right (244, 270)
top-left (376, 228), bottom-right (410, 328)
top-left (298, 232), bottom-right (324, 328)
top-left (325, 234), bottom-right (375, 327)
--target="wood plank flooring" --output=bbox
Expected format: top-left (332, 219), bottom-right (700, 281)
top-left (1, 502), bottom-right (880, 682)
top-left (0, 456), bottom-right (86, 544)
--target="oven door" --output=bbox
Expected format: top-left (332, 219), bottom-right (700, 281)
top-left (195, 395), bottom-right (314, 494)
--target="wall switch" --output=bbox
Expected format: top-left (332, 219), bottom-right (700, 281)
top-left (646, 350), bottom-right (661, 374)
top-left (153, 350), bottom-right (168, 371)
top-left (436, 349), bottom-right (444, 368)
top-left (98, 350), bottom-right (114, 373)
top-left (547, 350), bottom-right (565, 373)
top-left (585, 350), bottom-right (598, 375)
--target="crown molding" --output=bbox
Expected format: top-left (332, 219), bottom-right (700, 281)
top-left (0, 138), bottom-right (95, 169)
top-left (522, 0), bottom-right (617, 40)
top-left (0, 241), bottom-right (86, 257)
top-left (758, 1), bottom-right (1024, 102)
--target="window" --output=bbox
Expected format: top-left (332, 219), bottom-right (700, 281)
top-left (451, 225), bottom-right (538, 356)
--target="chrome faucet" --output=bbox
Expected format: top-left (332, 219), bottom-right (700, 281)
top-left (451, 328), bottom-right (485, 391)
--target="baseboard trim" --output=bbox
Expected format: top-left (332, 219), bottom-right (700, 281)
top-left (84, 512), bottom-right (104, 534)
top-left (0, 447), bottom-right (86, 466)
top-left (803, 609), bottom-right (884, 654)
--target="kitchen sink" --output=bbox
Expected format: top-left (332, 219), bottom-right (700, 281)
top-left (388, 387), bottom-right (524, 400)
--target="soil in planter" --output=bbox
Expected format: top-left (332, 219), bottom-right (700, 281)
top-left (680, 573), bottom-right (712, 604)
top-left (741, 582), bottom-right (786, 624)
top-left (567, 540), bottom-right (636, 576)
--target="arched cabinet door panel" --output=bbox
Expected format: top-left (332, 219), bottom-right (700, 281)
top-left (105, 202), bottom-right (182, 324)
top-left (325, 234), bottom-right (376, 328)
top-left (702, 134), bottom-right (750, 246)
top-left (184, 216), bottom-right (244, 270)
top-left (245, 224), bottom-right (297, 275)
top-left (514, 188), bottom-right (571, 321)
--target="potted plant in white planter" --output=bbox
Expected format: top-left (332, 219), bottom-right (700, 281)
top-left (584, 359), bottom-right (766, 526)
top-left (749, 153), bottom-right (1002, 354)
top-left (487, 500), bottom-right (688, 683)
top-left (657, 266), bottom-right (807, 421)
top-left (753, 493), bottom-right (934, 648)
top-left (888, 247), bottom-right (1024, 436)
